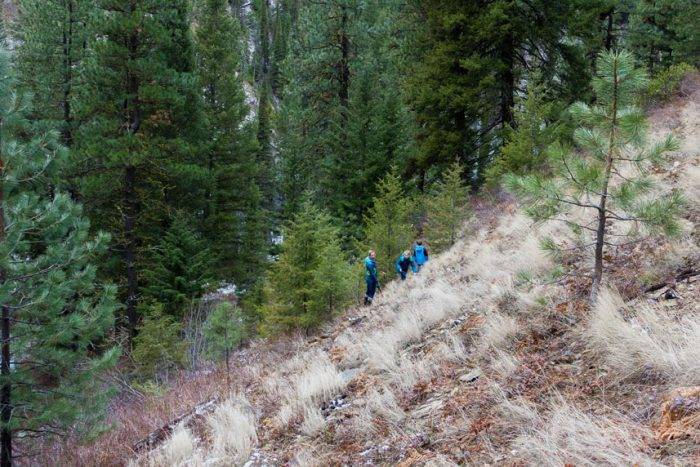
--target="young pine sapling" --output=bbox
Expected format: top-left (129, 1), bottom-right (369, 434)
top-left (507, 50), bottom-right (683, 302)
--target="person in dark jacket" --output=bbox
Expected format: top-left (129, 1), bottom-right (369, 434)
top-left (395, 250), bottom-right (417, 281)
top-left (364, 250), bottom-right (379, 305)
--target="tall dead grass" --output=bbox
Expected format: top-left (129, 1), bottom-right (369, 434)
top-left (585, 288), bottom-right (700, 384)
top-left (207, 398), bottom-right (258, 464)
top-left (500, 395), bottom-right (660, 466)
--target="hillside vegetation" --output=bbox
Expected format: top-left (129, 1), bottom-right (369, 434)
top-left (1, 1), bottom-right (698, 465)
top-left (70, 75), bottom-right (696, 466)
top-left (132, 74), bottom-right (699, 467)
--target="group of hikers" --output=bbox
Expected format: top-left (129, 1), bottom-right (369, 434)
top-left (363, 241), bottom-right (429, 305)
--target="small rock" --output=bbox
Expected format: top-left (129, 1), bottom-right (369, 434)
top-left (340, 367), bottom-right (360, 383)
top-left (459, 368), bottom-right (482, 383)
top-left (663, 288), bottom-right (680, 300)
top-left (655, 386), bottom-right (700, 442)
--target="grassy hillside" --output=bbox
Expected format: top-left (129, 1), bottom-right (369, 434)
top-left (37, 74), bottom-right (699, 467)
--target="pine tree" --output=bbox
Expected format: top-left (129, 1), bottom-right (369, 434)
top-left (202, 302), bottom-right (245, 389)
top-left (403, 0), bottom-right (607, 188)
top-left (259, 201), bottom-right (353, 334)
top-left (78, 0), bottom-right (204, 335)
top-left (627, 0), bottom-right (699, 72)
top-left (194, 0), bottom-right (267, 286)
top-left (13, 0), bottom-right (92, 147)
top-left (132, 303), bottom-right (187, 381)
top-left (276, 0), bottom-right (411, 233)
top-left (142, 215), bottom-right (213, 320)
top-left (424, 162), bottom-right (470, 253)
top-left (362, 170), bottom-right (416, 280)
top-left (0, 47), bottom-right (118, 465)
top-left (485, 75), bottom-right (568, 186)
top-left (506, 50), bottom-right (683, 302)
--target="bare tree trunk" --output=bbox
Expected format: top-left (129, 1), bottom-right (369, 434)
top-left (0, 303), bottom-right (10, 467)
top-left (123, 0), bottom-right (141, 338)
top-left (0, 146), bottom-right (11, 467)
top-left (61, 0), bottom-right (74, 147)
top-left (124, 165), bottom-right (139, 336)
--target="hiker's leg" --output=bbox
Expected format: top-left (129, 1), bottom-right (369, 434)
top-left (365, 279), bottom-right (376, 304)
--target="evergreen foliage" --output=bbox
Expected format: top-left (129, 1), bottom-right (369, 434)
top-left (194, 0), bottom-right (267, 286)
top-left (643, 62), bottom-right (695, 105)
top-left (506, 50), bottom-right (684, 301)
top-left (362, 170), bottom-right (416, 280)
top-left (485, 76), bottom-right (567, 186)
top-left (627, 0), bottom-right (700, 72)
top-left (277, 0), bottom-right (410, 234)
top-left (13, 0), bottom-right (92, 147)
top-left (132, 304), bottom-right (187, 381)
top-left (202, 302), bottom-right (245, 388)
top-left (0, 47), bottom-right (118, 463)
top-left (403, 0), bottom-right (602, 188)
top-left (143, 215), bottom-right (213, 319)
top-left (424, 162), bottom-right (470, 253)
top-left (77, 0), bottom-right (204, 335)
top-left (259, 201), bottom-right (353, 334)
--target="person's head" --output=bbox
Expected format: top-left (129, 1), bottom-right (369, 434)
top-left (368, 249), bottom-right (376, 259)
top-left (403, 250), bottom-right (410, 258)
top-left (417, 240), bottom-right (423, 246)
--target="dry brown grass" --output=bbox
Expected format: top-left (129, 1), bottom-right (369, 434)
top-left (500, 395), bottom-right (661, 466)
top-left (585, 287), bottom-right (700, 384)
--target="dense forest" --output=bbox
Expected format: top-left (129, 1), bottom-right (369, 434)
top-left (0, 0), bottom-right (697, 463)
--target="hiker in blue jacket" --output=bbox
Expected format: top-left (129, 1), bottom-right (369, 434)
top-left (395, 250), bottom-right (417, 281)
top-left (364, 250), bottom-right (379, 305)
top-left (413, 240), bottom-right (429, 272)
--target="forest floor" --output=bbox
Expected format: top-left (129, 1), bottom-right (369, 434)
top-left (34, 75), bottom-right (700, 466)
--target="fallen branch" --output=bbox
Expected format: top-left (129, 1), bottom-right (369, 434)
top-left (132, 397), bottom-right (219, 454)
top-left (644, 268), bottom-right (698, 293)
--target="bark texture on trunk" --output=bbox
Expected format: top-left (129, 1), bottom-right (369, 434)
top-left (0, 148), bottom-right (11, 466)
top-left (590, 56), bottom-right (619, 303)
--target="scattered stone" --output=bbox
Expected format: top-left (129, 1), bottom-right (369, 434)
top-left (243, 449), bottom-right (278, 467)
top-left (662, 288), bottom-right (680, 300)
top-left (321, 394), bottom-right (351, 415)
top-left (459, 368), bottom-right (482, 383)
top-left (348, 315), bottom-right (365, 325)
top-left (340, 367), bottom-right (360, 384)
top-left (655, 386), bottom-right (700, 442)
top-left (412, 399), bottom-right (444, 418)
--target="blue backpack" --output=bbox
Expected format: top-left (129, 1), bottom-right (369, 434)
top-left (414, 245), bottom-right (427, 265)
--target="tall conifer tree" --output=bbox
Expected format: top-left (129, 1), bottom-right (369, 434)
top-left (78, 0), bottom-right (203, 336)
top-left (194, 0), bottom-right (267, 286)
top-left (0, 47), bottom-right (118, 465)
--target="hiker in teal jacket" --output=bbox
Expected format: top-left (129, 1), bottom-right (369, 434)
top-left (364, 250), bottom-right (379, 305)
top-left (395, 250), bottom-right (417, 281)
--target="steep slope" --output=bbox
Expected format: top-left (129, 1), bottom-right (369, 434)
top-left (139, 76), bottom-right (700, 466)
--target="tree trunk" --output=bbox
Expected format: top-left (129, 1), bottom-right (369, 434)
top-left (338, 5), bottom-right (350, 114)
top-left (123, 1), bottom-right (140, 338)
top-left (0, 152), bottom-right (11, 467)
top-left (0, 304), bottom-right (10, 467)
top-left (590, 55), bottom-right (619, 303)
top-left (124, 165), bottom-right (139, 336)
top-left (604, 8), bottom-right (615, 51)
top-left (61, 0), bottom-right (74, 146)
top-left (500, 30), bottom-right (515, 129)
